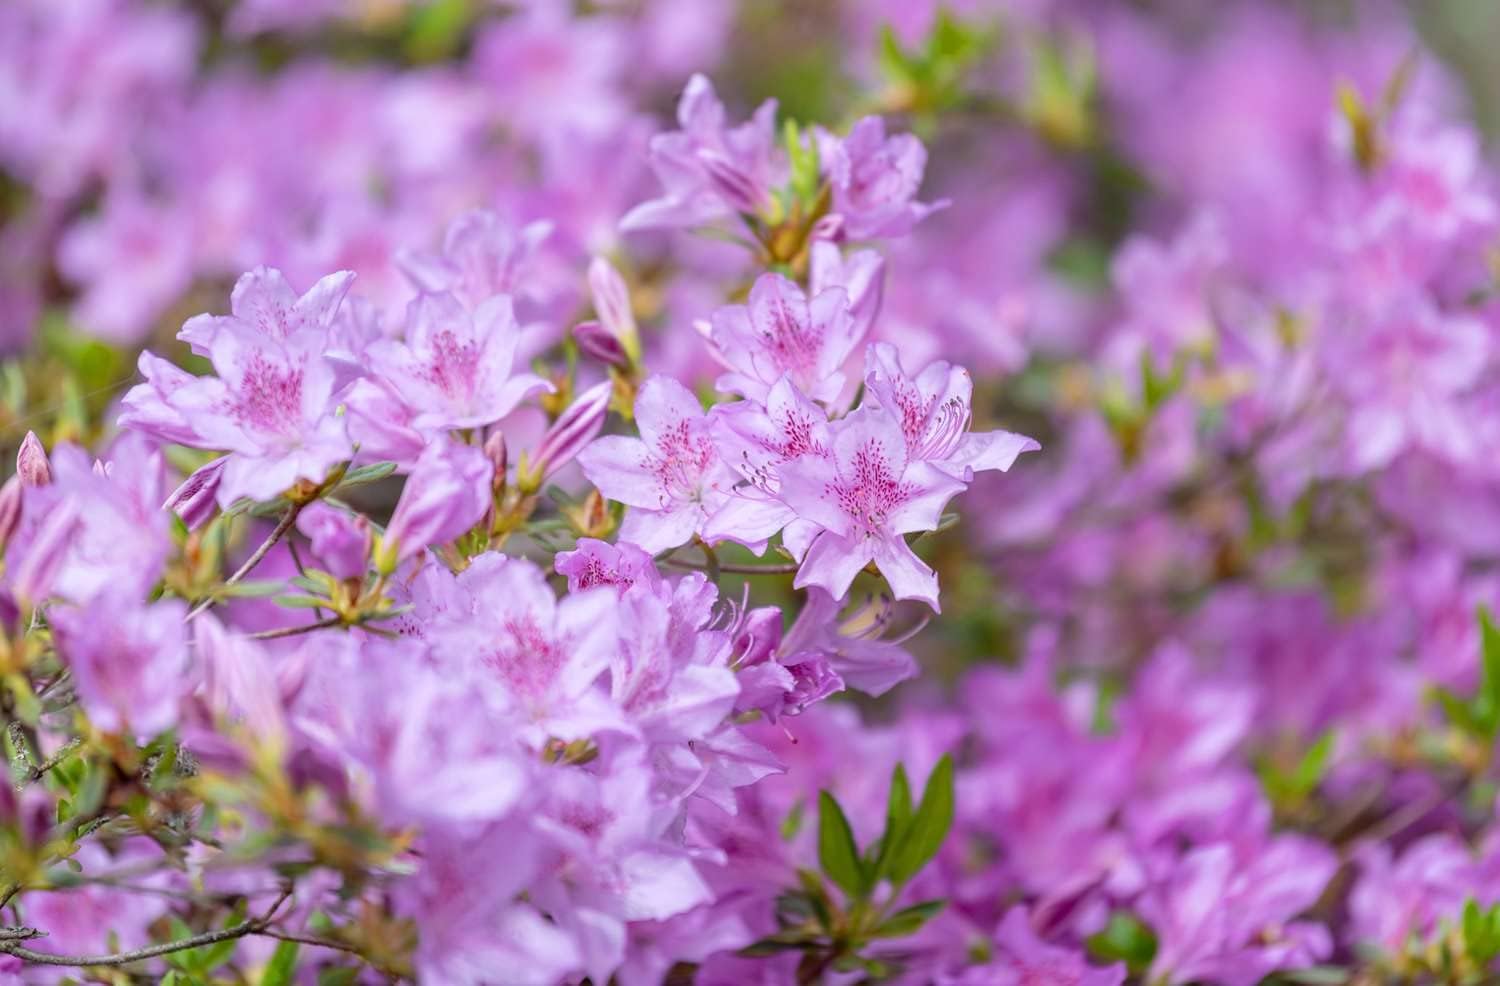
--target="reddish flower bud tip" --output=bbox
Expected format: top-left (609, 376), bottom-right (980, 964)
top-left (15, 432), bottom-right (50, 487)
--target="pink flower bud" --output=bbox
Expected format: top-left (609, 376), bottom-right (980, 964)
top-left (15, 432), bottom-right (50, 487)
top-left (381, 441), bottom-right (493, 570)
top-left (573, 320), bottom-right (630, 368)
top-left (163, 456), bottom-right (226, 530)
top-left (585, 258), bottom-right (640, 362)
top-left (530, 382), bottom-right (612, 484)
top-left (296, 502), bottom-right (371, 580)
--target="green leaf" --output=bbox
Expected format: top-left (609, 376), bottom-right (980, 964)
top-left (739, 931), bottom-right (814, 957)
top-left (877, 26), bottom-right (914, 86)
top-left (871, 899), bottom-right (946, 938)
top-left (317, 968), bottom-right (360, 986)
top-left (1292, 729), bottom-right (1336, 794)
top-left (873, 763), bottom-right (914, 880)
top-left (259, 939), bottom-right (300, 986)
top-left (221, 580), bottom-right (284, 598)
top-left (1465, 897), bottom-right (1484, 953)
top-left (779, 799), bottom-right (805, 842)
top-left (1433, 685), bottom-right (1478, 733)
top-left (887, 754), bottom-right (954, 885)
top-left (274, 594), bottom-right (330, 610)
top-left (335, 462), bottom-right (397, 489)
top-left (1086, 911), bottom-right (1158, 973)
top-left (817, 790), bottom-right (866, 898)
top-left (1478, 606), bottom-right (1500, 736)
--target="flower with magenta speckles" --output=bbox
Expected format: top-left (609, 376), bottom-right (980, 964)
top-left (577, 376), bottom-right (737, 554)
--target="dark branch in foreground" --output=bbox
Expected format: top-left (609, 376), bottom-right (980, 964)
top-left (0, 888), bottom-right (305, 969)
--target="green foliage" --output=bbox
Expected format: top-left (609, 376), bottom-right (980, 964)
top-left (1086, 911), bottom-right (1157, 975)
top-left (260, 939), bottom-right (301, 986)
top-left (817, 790), bottom-right (865, 897)
top-left (1463, 897), bottom-right (1500, 968)
top-left (877, 9), bottom-right (995, 121)
top-left (1429, 607), bottom-right (1500, 768)
top-left (1259, 729), bottom-right (1336, 814)
top-left (742, 757), bottom-right (956, 980)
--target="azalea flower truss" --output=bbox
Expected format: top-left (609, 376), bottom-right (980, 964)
top-left (7, 1), bottom-right (1500, 985)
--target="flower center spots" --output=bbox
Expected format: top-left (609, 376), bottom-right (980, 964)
top-left (235, 354), bottom-right (304, 435)
top-left (646, 419), bottom-right (716, 504)
top-left (486, 615), bottom-right (562, 700)
top-left (828, 438), bottom-right (912, 537)
top-left (574, 555), bottom-right (634, 591)
top-left (422, 329), bottom-right (481, 398)
top-left (758, 297), bottom-right (821, 376)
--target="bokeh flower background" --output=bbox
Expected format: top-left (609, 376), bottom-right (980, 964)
top-left (5, 1), bottom-right (1500, 983)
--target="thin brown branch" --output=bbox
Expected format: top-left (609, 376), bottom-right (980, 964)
top-left (249, 617), bottom-right (342, 641)
top-left (20, 737), bottom-right (82, 787)
top-left (0, 885), bottom-right (374, 971)
top-left (186, 504), bottom-right (304, 620)
top-left (257, 928), bottom-right (366, 957)
top-left (0, 918), bottom-right (268, 967)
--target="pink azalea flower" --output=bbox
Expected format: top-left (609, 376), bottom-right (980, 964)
top-left (366, 290), bottom-right (551, 432)
top-left (1141, 838), bottom-right (1337, 986)
top-left (864, 342), bottom-right (1040, 481)
top-left (620, 74), bottom-right (783, 232)
top-left (428, 554), bottom-right (624, 746)
top-left (819, 116), bottom-right (947, 241)
top-left (578, 376), bottom-right (736, 553)
top-left (707, 273), bottom-right (863, 406)
top-left (178, 265), bottom-right (354, 352)
top-left (779, 404), bottom-right (966, 609)
top-left (51, 592), bottom-right (188, 741)
top-left (702, 374), bottom-right (831, 553)
top-left (947, 907), bottom-right (1124, 986)
top-left (396, 210), bottom-right (554, 311)
top-left (119, 271), bottom-right (356, 505)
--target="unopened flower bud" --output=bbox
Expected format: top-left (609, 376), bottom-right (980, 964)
top-left (384, 441), bottom-right (492, 568)
top-left (565, 488), bottom-right (615, 539)
top-left (15, 432), bottom-right (50, 487)
top-left (483, 431), bottom-right (508, 496)
top-left (523, 382), bottom-right (611, 491)
top-left (586, 258), bottom-right (641, 363)
top-left (296, 502), bottom-right (371, 581)
top-left (573, 320), bottom-right (630, 368)
top-left (163, 457), bottom-right (226, 531)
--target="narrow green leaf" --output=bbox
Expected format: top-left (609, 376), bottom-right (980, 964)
top-left (888, 754), bottom-right (954, 885)
top-left (871, 898), bottom-right (946, 938)
top-left (259, 939), bottom-right (300, 986)
top-left (274, 594), bottom-right (330, 610)
top-left (780, 799), bottom-right (805, 842)
top-left (335, 462), bottom-right (397, 489)
top-left (1479, 607), bottom-right (1500, 735)
top-left (739, 931), bottom-right (814, 957)
top-left (817, 790), bottom-right (865, 898)
top-left (317, 968), bottom-right (360, 986)
top-left (222, 580), bottom-right (285, 598)
top-left (873, 763), bottom-right (914, 880)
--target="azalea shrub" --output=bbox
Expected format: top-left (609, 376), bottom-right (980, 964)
top-left (4, 1), bottom-right (1500, 985)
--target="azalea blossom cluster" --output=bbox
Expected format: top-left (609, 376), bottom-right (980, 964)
top-left (8, 1), bottom-right (1500, 985)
